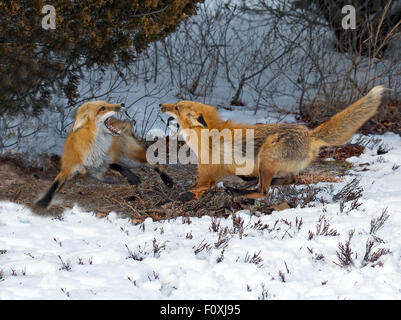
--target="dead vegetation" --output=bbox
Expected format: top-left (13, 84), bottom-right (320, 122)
top-left (334, 229), bottom-right (355, 269)
top-left (318, 144), bottom-right (365, 161)
top-left (308, 215), bottom-right (340, 240)
top-left (333, 208), bottom-right (391, 269)
top-left (243, 251), bottom-right (264, 267)
top-left (333, 178), bottom-right (363, 214)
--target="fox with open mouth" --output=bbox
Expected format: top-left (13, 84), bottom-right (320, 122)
top-left (36, 101), bottom-right (173, 208)
top-left (160, 85), bottom-right (387, 200)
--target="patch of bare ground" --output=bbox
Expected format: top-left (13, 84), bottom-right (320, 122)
top-left (0, 144), bottom-right (359, 222)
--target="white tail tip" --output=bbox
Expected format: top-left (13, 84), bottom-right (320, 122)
top-left (368, 85), bottom-right (389, 98)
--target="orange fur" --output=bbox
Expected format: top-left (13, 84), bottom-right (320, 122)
top-left (108, 118), bottom-right (147, 164)
top-left (161, 85), bottom-right (386, 199)
top-left (36, 101), bottom-right (148, 208)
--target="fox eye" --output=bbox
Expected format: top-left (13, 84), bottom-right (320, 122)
top-left (175, 105), bottom-right (178, 110)
top-left (99, 106), bottom-right (106, 112)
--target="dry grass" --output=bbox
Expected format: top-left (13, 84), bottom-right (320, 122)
top-left (296, 173), bottom-right (342, 185)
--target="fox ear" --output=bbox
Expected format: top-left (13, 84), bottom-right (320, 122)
top-left (188, 113), bottom-right (207, 128)
top-left (197, 115), bottom-right (207, 128)
top-left (72, 114), bottom-right (88, 132)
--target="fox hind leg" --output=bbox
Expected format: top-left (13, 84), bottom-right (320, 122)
top-left (35, 172), bottom-right (69, 208)
top-left (271, 172), bottom-right (296, 186)
top-left (240, 164), bottom-right (275, 199)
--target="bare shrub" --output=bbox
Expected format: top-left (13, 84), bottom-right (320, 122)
top-left (58, 255), bottom-right (72, 271)
top-left (334, 230), bottom-right (355, 268)
top-left (295, 217), bottom-right (303, 231)
top-left (249, 219), bottom-right (269, 231)
top-left (127, 276), bottom-right (137, 286)
top-left (308, 215), bottom-right (340, 240)
top-left (152, 238), bottom-right (167, 258)
top-left (216, 248), bottom-right (226, 263)
top-left (258, 283), bottom-right (271, 300)
top-left (278, 270), bottom-right (286, 282)
top-left (193, 240), bottom-right (212, 255)
top-left (267, 185), bottom-right (324, 209)
top-left (232, 213), bottom-right (245, 239)
top-left (370, 208), bottom-right (390, 236)
top-left (214, 227), bottom-right (230, 249)
top-left (361, 208), bottom-right (391, 267)
top-left (333, 178), bottom-right (363, 213)
top-left (243, 251), bottom-right (264, 267)
top-left (362, 238), bottom-right (391, 267)
top-left (209, 217), bottom-right (221, 233)
top-left (125, 244), bottom-right (144, 261)
top-left (60, 288), bottom-right (70, 298)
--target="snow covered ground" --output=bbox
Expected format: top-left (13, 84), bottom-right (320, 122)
top-left (1, 133), bottom-right (401, 300)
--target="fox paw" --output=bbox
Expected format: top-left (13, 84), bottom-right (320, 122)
top-left (35, 198), bottom-right (50, 208)
top-left (159, 172), bottom-right (174, 188)
top-left (178, 191), bottom-right (196, 202)
top-left (127, 174), bottom-right (141, 185)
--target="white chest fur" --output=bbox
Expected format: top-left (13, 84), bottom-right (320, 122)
top-left (83, 130), bottom-right (113, 169)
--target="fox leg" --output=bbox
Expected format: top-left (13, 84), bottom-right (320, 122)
top-left (179, 165), bottom-right (222, 202)
top-left (232, 141), bottom-right (278, 200)
top-left (240, 162), bottom-right (276, 199)
top-left (271, 172), bottom-right (296, 185)
top-left (35, 171), bottom-right (70, 208)
top-left (152, 165), bottom-right (174, 188)
top-left (179, 183), bottom-right (212, 202)
top-left (237, 172), bottom-right (294, 188)
top-left (238, 175), bottom-right (258, 182)
top-left (109, 163), bottom-right (141, 185)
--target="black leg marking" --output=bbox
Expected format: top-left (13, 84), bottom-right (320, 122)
top-left (271, 173), bottom-right (296, 186)
top-left (224, 186), bottom-right (257, 196)
top-left (153, 167), bottom-right (174, 188)
top-left (225, 175), bottom-right (294, 196)
top-left (237, 175), bottom-right (258, 182)
top-left (36, 180), bottom-right (59, 208)
top-left (110, 163), bottom-right (141, 185)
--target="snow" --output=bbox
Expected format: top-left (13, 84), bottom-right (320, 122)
top-left (1, 133), bottom-right (401, 299)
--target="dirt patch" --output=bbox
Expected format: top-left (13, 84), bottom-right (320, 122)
top-left (0, 146), bottom-right (358, 222)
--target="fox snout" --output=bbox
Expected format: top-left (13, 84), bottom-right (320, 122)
top-left (113, 103), bottom-right (125, 113)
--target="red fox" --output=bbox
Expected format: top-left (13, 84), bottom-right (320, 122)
top-left (36, 101), bottom-right (173, 208)
top-left (160, 85), bottom-right (387, 200)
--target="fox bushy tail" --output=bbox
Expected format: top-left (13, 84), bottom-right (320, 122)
top-left (311, 85), bottom-right (387, 146)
